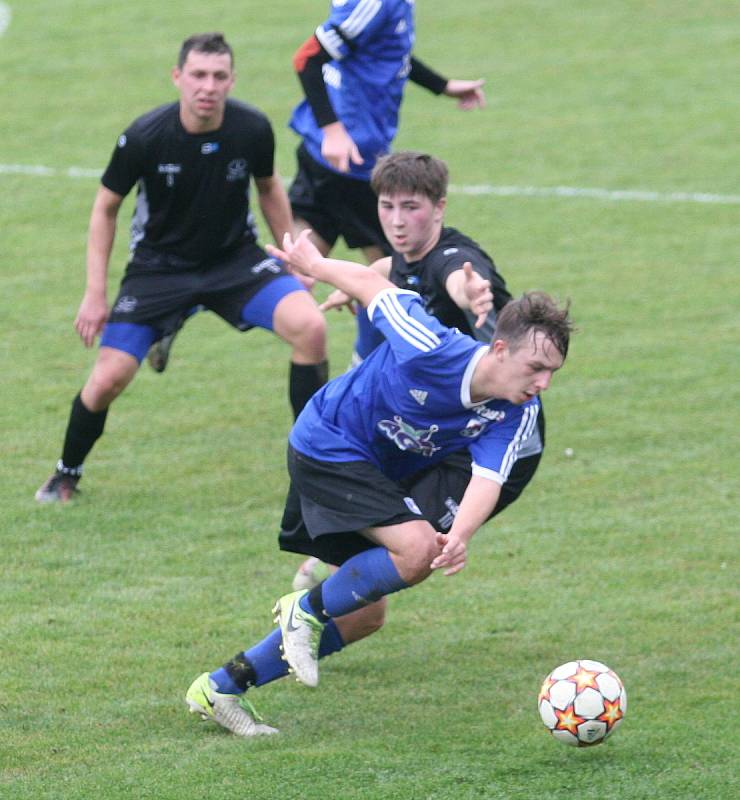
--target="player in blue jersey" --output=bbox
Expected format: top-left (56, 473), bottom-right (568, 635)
top-left (288, 0), bottom-right (486, 264)
top-left (185, 229), bottom-right (572, 736)
top-left (35, 33), bottom-right (328, 504)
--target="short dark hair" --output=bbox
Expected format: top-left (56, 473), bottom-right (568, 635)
top-left (370, 151), bottom-right (448, 204)
top-left (494, 292), bottom-right (574, 359)
top-left (178, 32), bottom-right (233, 69)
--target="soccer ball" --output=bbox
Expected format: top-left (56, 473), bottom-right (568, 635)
top-left (538, 659), bottom-right (627, 746)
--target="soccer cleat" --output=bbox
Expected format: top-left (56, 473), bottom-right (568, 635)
top-left (35, 471), bottom-right (80, 504)
top-left (146, 316), bottom-right (186, 373)
top-left (291, 556), bottom-right (332, 591)
top-left (185, 672), bottom-right (278, 737)
top-left (273, 590), bottom-right (325, 688)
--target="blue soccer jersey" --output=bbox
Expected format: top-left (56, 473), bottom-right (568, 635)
top-left (290, 289), bottom-right (541, 483)
top-left (289, 0), bottom-right (415, 180)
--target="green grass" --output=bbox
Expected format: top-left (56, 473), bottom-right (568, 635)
top-left (1, 2), bottom-right (738, 798)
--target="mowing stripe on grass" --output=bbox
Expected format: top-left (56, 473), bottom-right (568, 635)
top-left (2, 162), bottom-right (739, 205)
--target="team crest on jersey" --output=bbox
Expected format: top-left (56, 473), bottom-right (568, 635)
top-left (377, 416), bottom-right (439, 457)
top-left (409, 389), bottom-right (428, 406)
top-left (113, 295), bottom-right (138, 314)
top-left (473, 405), bottom-right (506, 423)
top-left (158, 163), bottom-right (181, 187)
top-left (460, 418), bottom-right (488, 439)
top-left (226, 159), bottom-right (247, 182)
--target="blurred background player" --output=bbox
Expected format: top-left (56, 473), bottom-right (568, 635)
top-left (288, 0), bottom-right (486, 265)
top-left (184, 229), bottom-right (573, 736)
top-left (294, 151), bottom-right (547, 592)
top-left (35, 33), bottom-right (327, 504)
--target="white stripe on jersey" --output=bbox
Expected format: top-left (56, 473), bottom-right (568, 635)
top-left (471, 464), bottom-right (505, 485)
top-left (375, 290), bottom-right (441, 352)
top-left (315, 25), bottom-right (344, 60)
top-left (499, 404), bottom-right (539, 479)
top-left (339, 0), bottom-right (383, 39)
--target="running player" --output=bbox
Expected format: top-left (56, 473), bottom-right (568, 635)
top-left (184, 229), bottom-right (573, 736)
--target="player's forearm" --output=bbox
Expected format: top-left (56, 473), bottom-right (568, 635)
top-left (447, 474), bottom-right (501, 543)
top-left (85, 213), bottom-right (116, 296)
top-left (309, 257), bottom-right (394, 307)
top-left (258, 179), bottom-right (293, 244)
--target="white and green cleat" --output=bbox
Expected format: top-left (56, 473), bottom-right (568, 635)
top-left (273, 590), bottom-right (325, 688)
top-left (185, 672), bottom-right (278, 737)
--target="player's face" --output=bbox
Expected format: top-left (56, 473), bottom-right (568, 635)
top-left (377, 191), bottom-right (446, 262)
top-left (492, 331), bottom-right (564, 404)
top-left (173, 50), bottom-right (235, 132)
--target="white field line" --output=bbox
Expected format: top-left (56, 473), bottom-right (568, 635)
top-left (0, 3), bottom-right (12, 36)
top-left (1, 162), bottom-right (739, 205)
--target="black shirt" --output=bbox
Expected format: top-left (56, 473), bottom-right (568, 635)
top-left (389, 227), bottom-right (511, 342)
top-left (102, 99), bottom-right (275, 267)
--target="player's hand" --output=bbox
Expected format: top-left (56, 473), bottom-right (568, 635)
top-left (266, 229), bottom-right (323, 278)
top-left (462, 262), bottom-right (493, 328)
top-left (74, 290), bottom-right (109, 348)
top-left (319, 288), bottom-right (356, 314)
top-left (321, 121), bottom-right (364, 173)
top-left (431, 532), bottom-right (467, 576)
top-left (444, 79), bottom-right (486, 110)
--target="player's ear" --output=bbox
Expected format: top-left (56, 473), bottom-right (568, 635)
top-left (172, 66), bottom-right (181, 88)
top-left (434, 197), bottom-right (447, 220)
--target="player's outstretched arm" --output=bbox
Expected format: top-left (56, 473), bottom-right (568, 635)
top-left (431, 475), bottom-right (501, 576)
top-left (319, 257), bottom-right (392, 312)
top-left (75, 186), bottom-right (123, 347)
top-left (266, 230), bottom-right (393, 308)
top-left (444, 78), bottom-right (486, 110)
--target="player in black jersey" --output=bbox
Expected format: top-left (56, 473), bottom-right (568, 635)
top-left (35, 33), bottom-right (328, 504)
top-left (292, 153), bottom-right (547, 637)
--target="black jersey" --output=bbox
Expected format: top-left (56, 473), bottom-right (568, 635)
top-left (102, 99), bottom-right (276, 267)
top-left (388, 227), bottom-right (511, 343)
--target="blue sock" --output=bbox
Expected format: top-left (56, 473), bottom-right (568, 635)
top-left (313, 547), bottom-right (408, 618)
top-left (209, 621), bottom-right (346, 692)
top-left (353, 307), bottom-right (385, 360)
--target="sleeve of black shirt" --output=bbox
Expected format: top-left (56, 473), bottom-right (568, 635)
top-left (293, 34), bottom-right (337, 128)
top-left (409, 56), bottom-right (448, 95)
top-left (101, 125), bottom-right (146, 197)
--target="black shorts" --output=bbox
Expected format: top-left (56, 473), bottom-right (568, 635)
top-left (106, 241), bottom-right (294, 335)
top-left (278, 422), bottom-right (543, 566)
top-left (288, 145), bottom-right (390, 253)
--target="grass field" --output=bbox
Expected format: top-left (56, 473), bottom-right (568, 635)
top-left (2, 2), bottom-right (738, 798)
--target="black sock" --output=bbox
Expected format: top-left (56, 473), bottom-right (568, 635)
top-left (60, 392), bottom-right (108, 471)
top-left (223, 652), bottom-right (258, 692)
top-left (289, 360), bottom-right (328, 419)
top-left (307, 583), bottom-right (330, 623)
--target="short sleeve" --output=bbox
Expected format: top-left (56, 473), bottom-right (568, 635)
top-left (100, 127), bottom-right (146, 197)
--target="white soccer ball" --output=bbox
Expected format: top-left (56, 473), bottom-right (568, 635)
top-left (538, 659), bottom-right (627, 746)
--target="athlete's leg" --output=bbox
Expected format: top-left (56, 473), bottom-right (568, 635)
top-left (293, 216), bottom-right (332, 257)
top-left (36, 324), bottom-right (156, 502)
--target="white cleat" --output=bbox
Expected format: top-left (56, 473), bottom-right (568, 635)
top-left (185, 672), bottom-right (278, 737)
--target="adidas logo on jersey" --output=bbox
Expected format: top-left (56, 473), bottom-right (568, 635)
top-left (409, 389), bottom-right (428, 405)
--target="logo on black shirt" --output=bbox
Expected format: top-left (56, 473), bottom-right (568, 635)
top-left (158, 163), bottom-right (181, 187)
top-left (226, 158), bottom-right (247, 182)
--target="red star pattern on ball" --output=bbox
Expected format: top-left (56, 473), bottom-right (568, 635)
top-left (538, 676), bottom-right (556, 703)
top-left (554, 705), bottom-right (586, 735)
top-left (598, 698), bottom-right (624, 730)
top-left (572, 665), bottom-right (600, 691)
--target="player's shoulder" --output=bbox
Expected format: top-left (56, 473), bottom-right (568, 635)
top-left (224, 98), bottom-right (272, 127)
top-left (126, 102), bottom-right (179, 137)
top-left (435, 227), bottom-right (489, 261)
